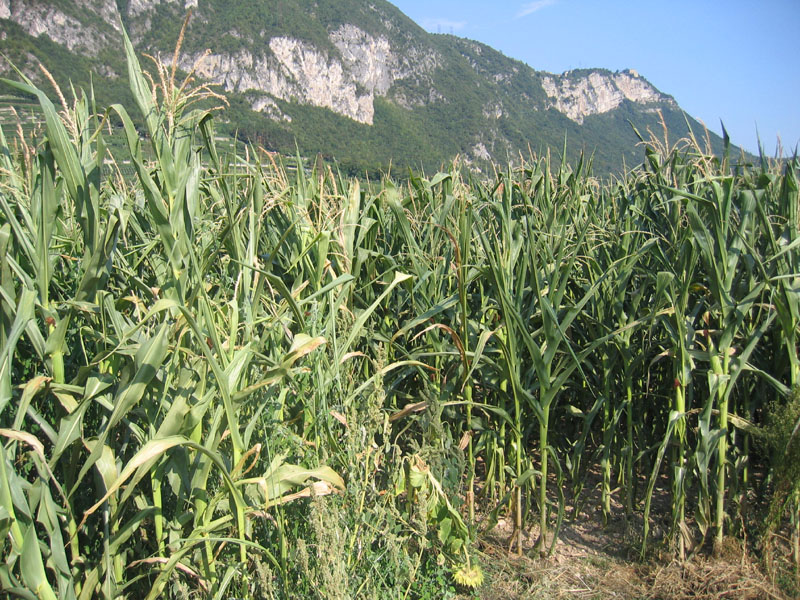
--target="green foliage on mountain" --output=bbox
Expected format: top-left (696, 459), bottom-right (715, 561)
top-left (0, 0), bottom-right (739, 175)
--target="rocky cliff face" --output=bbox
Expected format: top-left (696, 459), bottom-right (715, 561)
top-left (185, 22), bottom-right (437, 125)
top-left (0, 0), bottom-right (669, 128)
top-left (0, 0), bottom-right (723, 174)
top-left (0, 0), bottom-right (120, 55)
top-left (541, 70), bottom-right (674, 124)
top-left (0, 0), bottom-right (438, 125)
top-left (128, 0), bottom-right (197, 15)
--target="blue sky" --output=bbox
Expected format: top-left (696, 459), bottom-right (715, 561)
top-left (391, 0), bottom-right (799, 156)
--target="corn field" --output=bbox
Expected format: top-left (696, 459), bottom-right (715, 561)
top-left (1, 31), bottom-right (799, 599)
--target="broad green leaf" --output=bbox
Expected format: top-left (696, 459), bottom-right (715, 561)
top-left (21, 525), bottom-right (58, 600)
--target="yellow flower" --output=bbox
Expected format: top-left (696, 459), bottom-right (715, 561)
top-left (453, 563), bottom-right (484, 588)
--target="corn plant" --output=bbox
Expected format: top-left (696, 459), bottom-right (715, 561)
top-left (674, 170), bottom-right (768, 548)
top-left (1, 22), bottom-right (799, 597)
top-left (0, 26), bottom-right (349, 598)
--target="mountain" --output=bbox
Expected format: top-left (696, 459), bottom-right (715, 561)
top-left (0, 0), bottom-right (733, 175)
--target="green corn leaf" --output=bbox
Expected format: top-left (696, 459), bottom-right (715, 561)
top-left (50, 399), bottom-right (90, 466)
top-left (21, 525), bottom-right (58, 600)
top-left (338, 271), bottom-right (412, 361)
top-left (0, 288), bottom-right (36, 416)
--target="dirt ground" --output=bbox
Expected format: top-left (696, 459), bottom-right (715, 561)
top-left (463, 475), bottom-right (796, 599)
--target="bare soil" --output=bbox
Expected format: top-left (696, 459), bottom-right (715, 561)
top-left (462, 470), bottom-right (796, 599)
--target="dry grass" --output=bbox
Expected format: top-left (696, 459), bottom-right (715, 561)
top-left (645, 556), bottom-right (785, 600)
top-left (471, 534), bottom-right (789, 600)
top-left (467, 472), bottom-right (792, 599)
